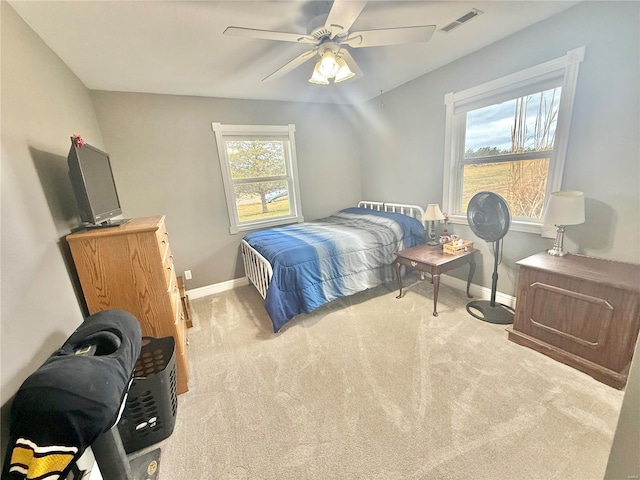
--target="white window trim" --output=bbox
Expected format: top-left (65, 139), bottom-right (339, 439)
top-left (442, 46), bottom-right (585, 234)
top-left (213, 122), bottom-right (304, 234)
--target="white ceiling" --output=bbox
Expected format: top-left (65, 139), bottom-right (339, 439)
top-left (10, 1), bottom-right (579, 105)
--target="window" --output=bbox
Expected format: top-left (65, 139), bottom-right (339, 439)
top-left (213, 123), bottom-right (303, 234)
top-left (443, 47), bottom-right (584, 233)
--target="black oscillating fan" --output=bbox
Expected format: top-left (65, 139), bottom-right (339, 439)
top-left (466, 191), bottom-right (515, 324)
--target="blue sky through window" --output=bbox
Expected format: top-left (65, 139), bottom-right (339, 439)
top-left (465, 88), bottom-right (562, 154)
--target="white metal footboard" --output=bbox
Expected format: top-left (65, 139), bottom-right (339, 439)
top-left (241, 239), bottom-right (272, 299)
top-left (242, 201), bottom-right (426, 299)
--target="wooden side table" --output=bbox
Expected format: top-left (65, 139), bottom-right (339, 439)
top-left (394, 244), bottom-right (477, 316)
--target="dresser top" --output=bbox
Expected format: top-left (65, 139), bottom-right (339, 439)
top-left (517, 252), bottom-right (640, 292)
top-left (66, 216), bottom-right (165, 241)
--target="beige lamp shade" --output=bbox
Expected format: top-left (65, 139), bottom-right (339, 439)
top-left (309, 61), bottom-right (329, 84)
top-left (543, 191), bottom-right (585, 226)
top-left (334, 57), bottom-right (355, 83)
top-left (423, 204), bottom-right (445, 221)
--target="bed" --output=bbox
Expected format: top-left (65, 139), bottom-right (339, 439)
top-left (241, 201), bottom-right (426, 332)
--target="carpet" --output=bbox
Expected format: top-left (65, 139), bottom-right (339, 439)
top-left (151, 273), bottom-right (623, 479)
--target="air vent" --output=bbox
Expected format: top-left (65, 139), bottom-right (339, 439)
top-left (438, 8), bottom-right (483, 34)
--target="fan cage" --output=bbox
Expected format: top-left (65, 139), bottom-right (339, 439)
top-left (466, 191), bottom-right (511, 243)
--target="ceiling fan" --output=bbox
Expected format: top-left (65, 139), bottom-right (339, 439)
top-left (224, 0), bottom-right (436, 84)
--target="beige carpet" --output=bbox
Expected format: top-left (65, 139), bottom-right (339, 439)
top-left (146, 273), bottom-right (623, 479)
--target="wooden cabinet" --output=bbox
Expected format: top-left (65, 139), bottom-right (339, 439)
top-left (507, 252), bottom-right (640, 389)
top-left (67, 216), bottom-right (189, 394)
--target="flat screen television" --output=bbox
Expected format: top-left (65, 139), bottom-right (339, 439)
top-left (67, 137), bottom-right (125, 228)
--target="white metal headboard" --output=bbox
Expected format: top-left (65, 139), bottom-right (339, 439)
top-left (358, 201), bottom-right (426, 228)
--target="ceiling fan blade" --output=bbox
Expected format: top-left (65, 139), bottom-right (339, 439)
top-left (262, 50), bottom-right (317, 82)
top-left (325, 0), bottom-right (367, 38)
top-left (339, 49), bottom-right (363, 78)
top-left (224, 26), bottom-right (316, 45)
top-left (343, 25), bottom-right (436, 48)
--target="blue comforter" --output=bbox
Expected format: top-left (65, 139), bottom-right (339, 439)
top-left (243, 207), bottom-right (425, 332)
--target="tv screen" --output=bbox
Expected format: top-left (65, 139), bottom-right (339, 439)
top-left (67, 138), bottom-right (123, 226)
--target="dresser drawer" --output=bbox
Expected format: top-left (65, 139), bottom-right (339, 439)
top-left (155, 219), bottom-right (170, 253)
top-left (156, 220), bottom-right (175, 288)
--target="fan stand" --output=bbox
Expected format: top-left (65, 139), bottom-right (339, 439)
top-left (466, 239), bottom-right (514, 324)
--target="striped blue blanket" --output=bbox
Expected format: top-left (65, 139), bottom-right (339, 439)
top-left (243, 207), bottom-right (425, 332)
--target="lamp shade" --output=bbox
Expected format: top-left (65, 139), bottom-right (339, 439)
top-left (543, 191), bottom-right (585, 226)
top-left (423, 204), bottom-right (445, 221)
top-left (334, 57), bottom-right (354, 83)
top-left (309, 61), bottom-right (329, 85)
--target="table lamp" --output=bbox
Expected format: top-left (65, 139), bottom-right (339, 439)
top-left (423, 204), bottom-right (445, 246)
top-left (543, 190), bottom-right (585, 256)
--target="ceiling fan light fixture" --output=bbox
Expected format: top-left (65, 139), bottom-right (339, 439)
top-left (318, 50), bottom-right (339, 78)
top-left (309, 61), bottom-right (329, 85)
top-left (334, 57), bottom-right (354, 83)
top-left (227, 1), bottom-right (437, 86)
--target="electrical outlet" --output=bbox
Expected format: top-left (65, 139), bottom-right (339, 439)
top-left (541, 225), bottom-right (557, 239)
top-left (184, 270), bottom-right (192, 280)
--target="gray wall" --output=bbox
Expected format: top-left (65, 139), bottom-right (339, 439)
top-left (2, 1), bottom-right (638, 475)
top-left (359, 5), bottom-right (640, 475)
top-left (0, 1), bottom-right (107, 463)
top-left (0, 2), bottom-right (106, 404)
top-left (90, 92), bottom-right (362, 288)
top-left (358, 1), bottom-right (640, 296)
top-left (605, 335), bottom-right (640, 479)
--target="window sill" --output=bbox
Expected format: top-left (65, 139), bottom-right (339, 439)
top-left (448, 214), bottom-right (543, 235)
top-left (230, 215), bottom-right (304, 235)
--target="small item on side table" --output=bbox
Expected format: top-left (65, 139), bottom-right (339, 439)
top-left (439, 213), bottom-right (451, 247)
top-left (439, 235), bottom-right (451, 247)
top-left (443, 240), bottom-right (474, 255)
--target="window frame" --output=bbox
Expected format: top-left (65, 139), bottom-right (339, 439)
top-left (442, 46), bottom-right (585, 233)
top-left (213, 122), bottom-right (304, 234)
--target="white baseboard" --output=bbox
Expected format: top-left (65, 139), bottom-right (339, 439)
top-left (439, 274), bottom-right (517, 308)
top-left (186, 277), bottom-right (249, 299)
top-left (187, 274), bottom-right (516, 308)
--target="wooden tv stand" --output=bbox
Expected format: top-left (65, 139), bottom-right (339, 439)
top-left (507, 252), bottom-right (640, 389)
top-left (66, 216), bottom-right (190, 394)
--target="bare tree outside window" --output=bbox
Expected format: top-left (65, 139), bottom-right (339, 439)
top-left (461, 87), bottom-right (561, 219)
top-left (508, 88), bottom-right (560, 218)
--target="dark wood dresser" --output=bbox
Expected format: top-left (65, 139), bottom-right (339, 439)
top-left (507, 252), bottom-right (640, 389)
